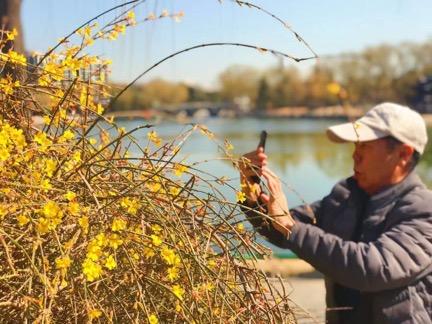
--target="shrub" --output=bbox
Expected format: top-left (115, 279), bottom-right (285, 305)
top-left (0, 4), bottom-right (293, 323)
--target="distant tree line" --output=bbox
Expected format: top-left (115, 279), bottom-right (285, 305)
top-left (110, 39), bottom-right (432, 111)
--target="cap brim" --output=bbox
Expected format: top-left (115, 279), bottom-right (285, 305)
top-left (326, 122), bottom-right (387, 143)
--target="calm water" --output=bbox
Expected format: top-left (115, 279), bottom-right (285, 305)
top-left (114, 117), bottom-right (432, 251)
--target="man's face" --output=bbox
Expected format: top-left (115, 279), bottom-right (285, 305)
top-left (352, 138), bottom-right (400, 195)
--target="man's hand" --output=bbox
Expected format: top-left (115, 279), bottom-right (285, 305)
top-left (239, 147), bottom-right (268, 202)
top-left (260, 167), bottom-right (295, 237)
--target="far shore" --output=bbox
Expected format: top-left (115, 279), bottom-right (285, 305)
top-left (105, 106), bottom-right (432, 126)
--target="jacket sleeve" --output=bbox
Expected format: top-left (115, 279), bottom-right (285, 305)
top-left (241, 199), bottom-right (322, 241)
top-left (276, 197), bottom-right (432, 292)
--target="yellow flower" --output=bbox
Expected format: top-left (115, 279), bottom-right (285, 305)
top-left (170, 187), bottom-right (181, 196)
top-left (77, 25), bottom-right (92, 38)
top-left (55, 256), bottom-right (72, 270)
top-left (44, 159), bottom-right (57, 177)
top-left (224, 140), bottom-right (234, 151)
top-left (167, 267), bottom-right (179, 281)
top-left (6, 28), bottom-right (18, 41)
top-left (6, 50), bottom-right (27, 66)
top-left (111, 218), bottom-right (127, 232)
top-left (114, 24), bottom-right (126, 35)
top-left (63, 160), bottom-right (74, 172)
top-left (38, 74), bottom-right (50, 87)
top-left (201, 282), bottom-right (215, 292)
top-left (42, 200), bottom-right (63, 219)
top-left (107, 30), bottom-right (118, 41)
top-left (120, 197), bottom-right (140, 215)
top-left (60, 129), bottom-right (75, 142)
top-left (0, 205), bottom-right (8, 219)
top-left (34, 132), bottom-right (52, 152)
top-left (208, 259), bottom-right (217, 269)
top-left (172, 284), bottom-right (185, 300)
top-left (84, 38), bottom-right (94, 46)
top-left (147, 182), bottom-right (161, 193)
top-left (87, 243), bottom-right (102, 261)
top-left (85, 235), bottom-right (107, 261)
top-left (72, 151), bottom-right (81, 163)
top-left (104, 255), bottom-right (117, 270)
top-left (173, 11), bottom-right (185, 23)
top-left (161, 9), bottom-right (169, 17)
top-left (132, 252), bottom-right (140, 261)
top-left (68, 201), bottom-right (80, 216)
top-left (64, 190), bottom-right (77, 201)
top-left (199, 125), bottom-right (214, 139)
top-left (43, 62), bottom-right (64, 82)
top-left (36, 217), bottom-right (50, 234)
top-left (143, 247), bottom-right (155, 259)
top-left (79, 216), bottom-right (89, 234)
top-left (236, 223), bottom-right (245, 232)
top-left (161, 246), bottom-right (180, 266)
top-left (60, 279), bottom-right (68, 289)
top-left (147, 131), bottom-right (161, 146)
top-left (63, 55), bottom-right (81, 71)
top-left (151, 224), bottom-right (162, 233)
top-left (150, 234), bottom-right (162, 247)
top-left (40, 179), bottom-right (52, 191)
top-left (236, 191), bottom-right (247, 203)
top-left (82, 258), bottom-right (103, 281)
top-left (126, 11), bottom-right (136, 26)
top-left (96, 104), bottom-right (104, 115)
top-left (0, 147), bottom-right (10, 161)
top-left (148, 314), bottom-right (158, 324)
top-left (16, 214), bottom-right (30, 226)
top-left (0, 77), bottom-right (20, 95)
top-left (88, 308), bottom-right (102, 320)
top-left (107, 233), bottom-right (123, 249)
top-left (173, 163), bottom-right (188, 177)
top-left (89, 138), bottom-right (97, 145)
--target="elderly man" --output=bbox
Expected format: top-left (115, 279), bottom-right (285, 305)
top-left (240, 102), bottom-right (432, 324)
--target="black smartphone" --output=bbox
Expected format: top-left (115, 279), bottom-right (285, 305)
top-left (257, 130), bottom-right (267, 152)
top-left (251, 130), bottom-right (267, 183)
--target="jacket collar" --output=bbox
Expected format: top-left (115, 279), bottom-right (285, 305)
top-left (367, 171), bottom-right (423, 209)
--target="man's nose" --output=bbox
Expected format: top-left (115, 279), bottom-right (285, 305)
top-left (352, 148), bottom-right (360, 163)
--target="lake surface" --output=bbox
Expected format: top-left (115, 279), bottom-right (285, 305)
top-left (115, 117), bottom-right (432, 251)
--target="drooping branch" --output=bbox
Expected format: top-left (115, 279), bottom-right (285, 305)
top-left (229, 0), bottom-right (318, 58)
top-left (108, 42), bottom-right (317, 110)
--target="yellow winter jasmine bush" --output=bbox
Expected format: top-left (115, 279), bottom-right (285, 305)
top-left (0, 3), bottom-right (294, 323)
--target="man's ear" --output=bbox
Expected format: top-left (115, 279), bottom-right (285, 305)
top-left (399, 144), bottom-right (415, 167)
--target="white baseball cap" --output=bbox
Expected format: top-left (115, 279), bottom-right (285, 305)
top-left (326, 102), bottom-right (428, 154)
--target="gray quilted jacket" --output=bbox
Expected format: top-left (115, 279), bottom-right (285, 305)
top-left (244, 171), bottom-right (432, 323)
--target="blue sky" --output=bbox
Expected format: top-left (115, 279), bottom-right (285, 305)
top-left (22, 0), bottom-right (432, 89)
